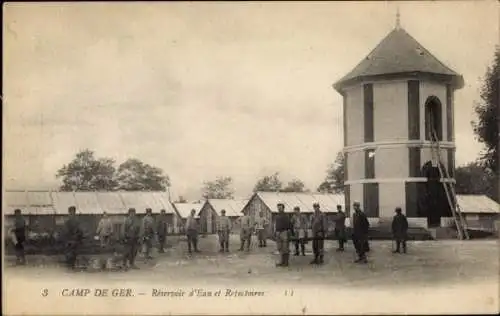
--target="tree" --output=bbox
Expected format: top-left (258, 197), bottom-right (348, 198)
top-left (115, 158), bottom-right (170, 191)
top-left (472, 48), bottom-right (499, 174)
top-left (253, 172), bottom-right (283, 192)
top-left (455, 161), bottom-right (497, 200)
top-left (175, 196), bottom-right (188, 203)
top-left (56, 149), bottom-right (117, 191)
top-left (282, 179), bottom-right (308, 193)
top-left (202, 176), bottom-right (234, 199)
top-left (317, 152), bottom-right (345, 193)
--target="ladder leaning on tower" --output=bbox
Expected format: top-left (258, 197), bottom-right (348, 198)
top-left (428, 126), bottom-right (470, 240)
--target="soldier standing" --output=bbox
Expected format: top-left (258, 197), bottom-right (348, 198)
top-left (352, 201), bottom-right (370, 263)
top-left (185, 209), bottom-right (200, 254)
top-left (310, 203), bottom-right (327, 264)
top-left (11, 209), bottom-right (27, 265)
top-left (391, 207), bottom-right (409, 254)
top-left (255, 211), bottom-right (269, 248)
top-left (274, 203), bottom-right (292, 267)
top-left (96, 211), bottom-right (113, 248)
top-left (63, 206), bottom-right (83, 270)
top-left (122, 208), bottom-right (141, 269)
top-left (141, 208), bottom-right (156, 260)
top-left (291, 206), bottom-right (308, 256)
top-left (156, 209), bottom-right (168, 253)
top-left (334, 205), bottom-right (347, 252)
top-left (217, 209), bottom-right (232, 252)
top-left (238, 212), bottom-right (253, 252)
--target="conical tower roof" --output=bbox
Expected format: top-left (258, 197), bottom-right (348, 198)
top-left (334, 27), bottom-right (464, 92)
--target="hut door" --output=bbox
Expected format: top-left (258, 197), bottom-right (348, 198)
top-left (206, 212), bottom-right (212, 234)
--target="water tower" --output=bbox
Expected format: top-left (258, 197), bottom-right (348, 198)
top-left (333, 15), bottom-right (464, 228)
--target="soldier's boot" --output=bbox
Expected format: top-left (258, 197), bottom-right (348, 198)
top-left (402, 242), bottom-right (407, 254)
top-left (129, 255), bottom-right (139, 269)
top-left (145, 248), bottom-right (153, 260)
top-left (301, 244), bottom-right (306, 256)
top-left (19, 252), bottom-right (26, 265)
top-left (130, 264), bottom-right (140, 269)
top-left (310, 255), bottom-right (318, 264)
top-left (283, 253), bottom-right (290, 267)
top-left (318, 254), bottom-right (324, 264)
top-left (392, 241), bottom-right (401, 253)
top-left (193, 239), bottom-right (201, 253)
top-left (275, 254), bottom-right (283, 267)
top-left (276, 254), bottom-right (287, 267)
top-left (294, 243), bottom-right (300, 256)
top-left (355, 255), bottom-right (368, 264)
top-left (337, 240), bottom-right (344, 251)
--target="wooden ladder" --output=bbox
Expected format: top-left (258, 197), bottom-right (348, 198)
top-left (429, 129), bottom-right (470, 240)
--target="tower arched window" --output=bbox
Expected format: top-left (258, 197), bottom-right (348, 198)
top-left (425, 96), bottom-right (443, 141)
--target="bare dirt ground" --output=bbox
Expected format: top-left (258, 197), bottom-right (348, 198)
top-left (3, 235), bottom-right (499, 315)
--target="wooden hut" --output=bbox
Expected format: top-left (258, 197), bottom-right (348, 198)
top-left (198, 199), bottom-right (247, 234)
top-left (241, 192), bottom-right (344, 236)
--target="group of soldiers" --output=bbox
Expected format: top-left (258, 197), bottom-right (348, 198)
top-left (272, 201), bottom-right (409, 266)
top-left (9, 200), bottom-right (410, 270)
top-left (8, 206), bottom-right (170, 270)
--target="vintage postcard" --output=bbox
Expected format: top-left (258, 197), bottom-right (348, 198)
top-left (3, 1), bottom-right (499, 315)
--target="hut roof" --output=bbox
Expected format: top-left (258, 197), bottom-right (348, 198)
top-left (3, 191), bottom-right (176, 215)
top-left (202, 199), bottom-right (248, 217)
top-left (251, 192), bottom-right (344, 213)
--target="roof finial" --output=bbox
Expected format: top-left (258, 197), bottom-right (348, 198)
top-left (395, 6), bottom-right (401, 29)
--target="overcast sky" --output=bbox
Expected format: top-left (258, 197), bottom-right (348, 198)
top-left (3, 2), bottom-right (499, 200)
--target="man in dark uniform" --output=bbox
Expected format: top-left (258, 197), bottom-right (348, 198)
top-left (122, 208), bottom-right (141, 269)
top-left (63, 206), bottom-right (83, 270)
top-left (156, 209), bottom-right (168, 253)
top-left (12, 209), bottom-right (27, 265)
top-left (352, 201), bottom-right (370, 263)
top-left (274, 203), bottom-right (293, 267)
top-left (334, 205), bottom-right (347, 252)
top-left (141, 208), bottom-right (155, 260)
top-left (185, 209), bottom-right (200, 254)
top-left (310, 203), bottom-right (327, 265)
top-left (391, 207), bottom-right (409, 254)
